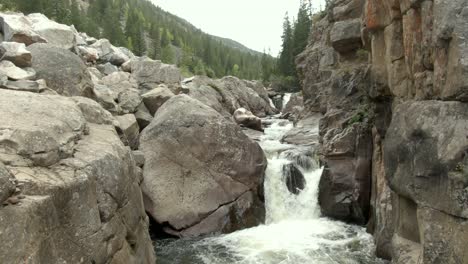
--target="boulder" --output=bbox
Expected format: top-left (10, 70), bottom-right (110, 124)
top-left (101, 72), bottom-right (138, 99)
top-left (97, 62), bottom-right (118, 76)
top-left (0, 89), bottom-right (155, 263)
top-left (77, 46), bottom-right (99, 63)
top-left (71, 96), bottom-right (115, 125)
top-left (0, 61), bottom-right (35, 80)
top-left (91, 39), bottom-right (129, 66)
top-left (27, 43), bottom-right (94, 97)
top-left (141, 86), bottom-right (175, 116)
top-left (131, 59), bottom-right (181, 87)
top-left (0, 79), bottom-right (46, 93)
top-left (0, 42), bottom-right (32, 67)
top-left (140, 95), bottom-right (266, 237)
top-left (116, 114), bottom-right (140, 150)
top-left (93, 84), bottom-right (119, 113)
top-left (282, 163), bottom-right (306, 195)
top-left (330, 18), bottom-right (363, 53)
top-left (0, 12), bottom-right (46, 45)
top-left (233, 108), bottom-right (263, 132)
top-left (27, 13), bottom-right (75, 50)
top-left (118, 88), bottom-right (142, 113)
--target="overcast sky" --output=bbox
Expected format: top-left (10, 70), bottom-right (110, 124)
top-left (152, 0), bottom-right (326, 55)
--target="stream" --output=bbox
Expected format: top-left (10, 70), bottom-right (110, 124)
top-left (155, 109), bottom-right (385, 264)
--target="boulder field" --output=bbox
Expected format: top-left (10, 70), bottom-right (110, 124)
top-left (0, 12), bottom-right (275, 263)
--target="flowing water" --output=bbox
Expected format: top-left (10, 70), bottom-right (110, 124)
top-left (155, 116), bottom-right (385, 264)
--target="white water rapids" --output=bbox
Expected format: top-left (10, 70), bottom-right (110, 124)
top-left (155, 117), bottom-right (385, 264)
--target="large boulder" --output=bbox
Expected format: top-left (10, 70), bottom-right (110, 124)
top-left (140, 95), bottom-right (266, 237)
top-left (0, 12), bottom-right (46, 45)
top-left (0, 89), bottom-right (155, 263)
top-left (131, 59), bottom-right (181, 87)
top-left (91, 39), bottom-right (129, 66)
top-left (0, 42), bottom-right (32, 67)
top-left (27, 43), bottom-right (94, 97)
top-left (27, 13), bottom-right (75, 50)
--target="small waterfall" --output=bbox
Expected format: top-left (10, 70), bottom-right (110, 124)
top-left (282, 93), bottom-right (292, 111)
top-left (155, 117), bottom-right (385, 264)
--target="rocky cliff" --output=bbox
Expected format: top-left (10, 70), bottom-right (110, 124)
top-left (298, 0), bottom-right (468, 262)
top-left (0, 12), bottom-right (274, 263)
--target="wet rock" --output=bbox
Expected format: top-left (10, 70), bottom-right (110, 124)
top-left (282, 163), bottom-right (306, 195)
top-left (140, 95), bottom-right (266, 237)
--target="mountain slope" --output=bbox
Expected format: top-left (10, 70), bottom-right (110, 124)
top-left (0, 0), bottom-right (275, 80)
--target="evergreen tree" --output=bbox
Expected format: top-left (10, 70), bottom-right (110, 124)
top-left (278, 13), bottom-right (295, 77)
top-left (292, 0), bottom-right (312, 57)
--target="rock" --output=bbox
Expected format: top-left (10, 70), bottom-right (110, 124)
top-left (101, 72), bottom-right (138, 99)
top-left (233, 108), bottom-right (263, 132)
top-left (282, 163), bottom-right (305, 195)
top-left (0, 60), bottom-right (35, 80)
top-left (0, 12), bottom-right (46, 45)
top-left (118, 89), bottom-right (142, 113)
top-left (134, 103), bottom-right (153, 131)
top-left (184, 76), bottom-right (276, 118)
top-left (140, 95), bottom-right (266, 237)
top-left (97, 62), bottom-right (118, 76)
top-left (93, 84), bottom-right (119, 113)
top-left (27, 13), bottom-right (75, 50)
top-left (131, 59), bottom-right (181, 87)
top-left (282, 115), bottom-right (321, 146)
top-left (0, 42), bottom-right (32, 67)
top-left (27, 43), bottom-right (94, 97)
top-left (0, 89), bottom-right (86, 167)
top-left (0, 162), bottom-right (15, 204)
top-left (132, 150), bottom-right (145, 168)
top-left (91, 39), bottom-right (129, 66)
top-left (77, 46), bottom-right (99, 63)
top-left (142, 86), bottom-right (175, 116)
top-left (71, 96), bottom-right (115, 125)
top-left (330, 18), bottom-right (362, 53)
top-left (282, 92), bottom-right (304, 121)
top-left (384, 101), bottom-right (468, 219)
top-left (116, 114), bottom-right (140, 150)
top-left (0, 89), bottom-right (155, 263)
top-left (0, 79), bottom-right (46, 93)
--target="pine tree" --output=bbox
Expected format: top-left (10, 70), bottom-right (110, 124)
top-left (151, 26), bottom-right (162, 60)
top-left (278, 13), bottom-right (295, 77)
top-left (292, 0), bottom-right (312, 57)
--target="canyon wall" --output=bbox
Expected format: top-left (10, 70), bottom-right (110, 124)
top-left (298, 0), bottom-right (468, 262)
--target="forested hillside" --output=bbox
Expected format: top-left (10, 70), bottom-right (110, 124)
top-left (0, 0), bottom-right (276, 80)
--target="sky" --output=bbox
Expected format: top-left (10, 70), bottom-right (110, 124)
top-left (152, 0), bottom-right (326, 55)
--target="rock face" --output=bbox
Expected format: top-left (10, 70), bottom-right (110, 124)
top-left (28, 43), bottom-right (94, 97)
top-left (0, 90), bottom-right (155, 263)
top-left (140, 95), bottom-right (266, 237)
top-left (298, 0), bottom-right (468, 262)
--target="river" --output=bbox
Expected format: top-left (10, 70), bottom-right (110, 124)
top-left (155, 110), bottom-right (385, 264)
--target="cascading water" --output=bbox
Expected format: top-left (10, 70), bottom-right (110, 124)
top-left (155, 117), bottom-right (385, 264)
